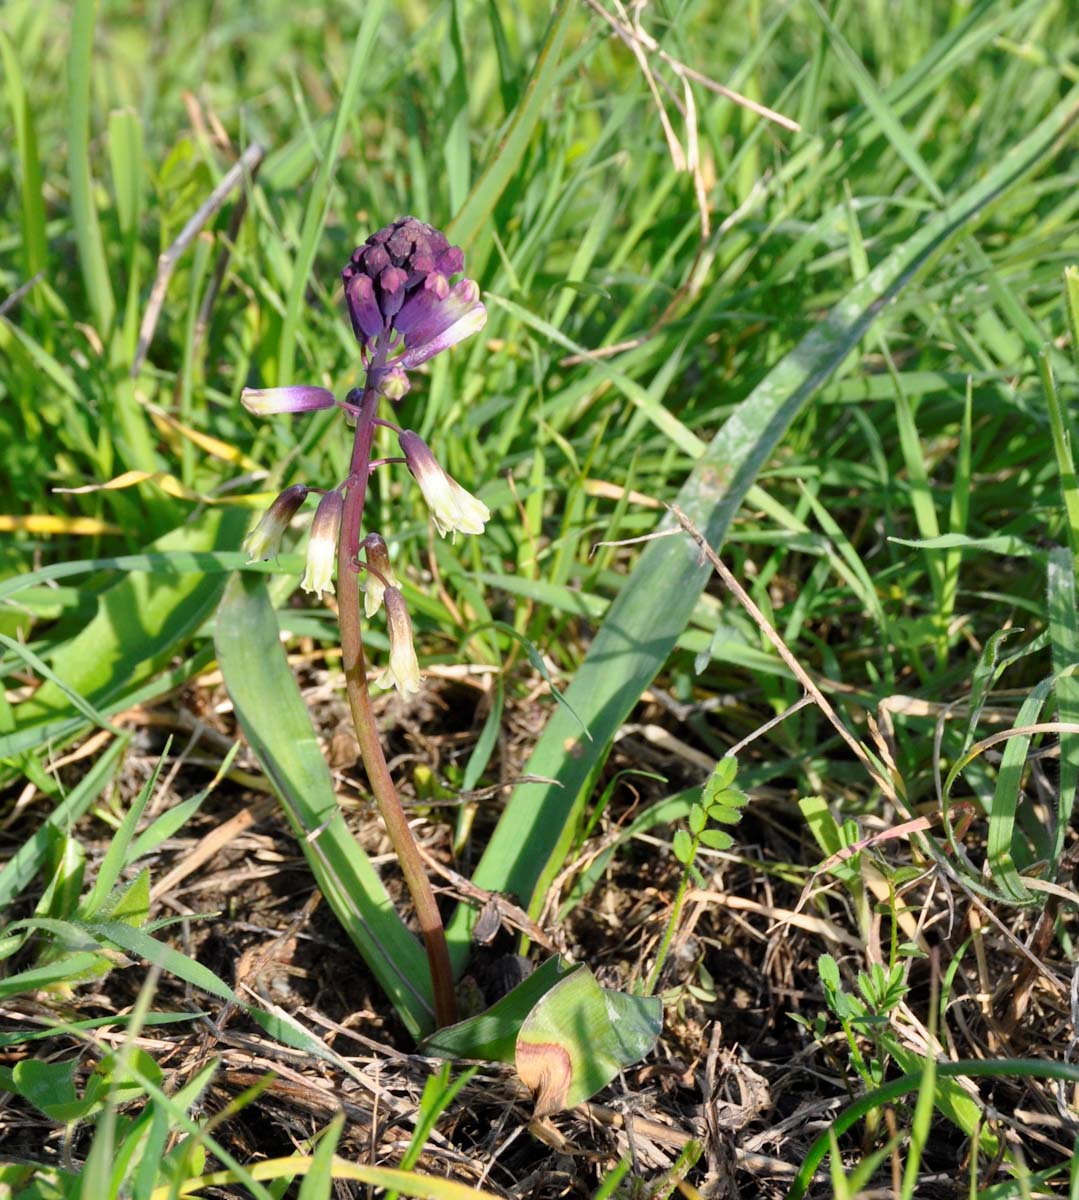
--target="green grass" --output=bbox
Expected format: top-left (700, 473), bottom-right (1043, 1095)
top-left (3, 0), bottom-right (1079, 1195)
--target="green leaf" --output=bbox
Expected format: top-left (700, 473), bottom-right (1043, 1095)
top-left (514, 965), bottom-right (662, 1117)
top-left (79, 752), bottom-right (164, 919)
top-left (1048, 547), bottom-right (1079, 858)
top-left (95, 869), bottom-right (151, 927)
top-left (985, 677), bottom-right (1050, 903)
top-left (672, 829), bottom-right (694, 865)
top-left (420, 957), bottom-right (575, 1063)
top-left (818, 953), bottom-right (841, 993)
top-left (10, 508), bottom-right (246, 744)
top-left (10, 1058), bottom-right (79, 1122)
top-left (889, 533), bottom-right (1041, 558)
top-left (297, 1113), bottom-right (344, 1200)
top-left (0, 952), bottom-right (107, 1001)
top-left (698, 829), bottom-right (733, 851)
top-left (215, 571), bottom-right (434, 1037)
top-left (687, 803), bottom-right (707, 836)
top-left (709, 755), bottom-right (738, 793)
top-left (706, 787), bottom-right (749, 825)
top-left (394, 1062), bottom-right (479, 1195)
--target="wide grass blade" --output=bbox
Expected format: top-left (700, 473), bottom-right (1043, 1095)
top-left (11, 508), bottom-right (246, 730)
top-left (214, 571), bottom-right (435, 1037)
top-left (453, 82), bottom-right (1079, 945)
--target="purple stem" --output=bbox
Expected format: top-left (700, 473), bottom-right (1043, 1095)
top-left (335, 351), bottom-right (456, 1030)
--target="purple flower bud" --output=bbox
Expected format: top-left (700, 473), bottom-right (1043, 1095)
top-left (241, 386), bottom-right (336, 416)
top-left (363, 244), bottom-right (391, 274)
top-left (393, 273), bottom-right (450, 338)
top-left (243, 484), bottom-right (308, 561)
top-left (436, 246), bottom-right (464, 276)
top-left (343, 271), bottom-right (385, 344)
top-left (341, 217), bottom-right (481, 367)
top-left (379, 266), bottom-right (409, 320)
top-left (301, 490), bottom-right (343, 597)
top-left (377, 586), bottom-right (421, 697)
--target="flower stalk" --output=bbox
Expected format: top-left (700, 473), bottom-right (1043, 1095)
top-left (336, 370), bottom-right (456, 1028)
top-left (240, 218), bottom-right (489, 1031)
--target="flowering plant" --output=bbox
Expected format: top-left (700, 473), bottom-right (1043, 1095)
top-left (239, 217), bottom-right (489, 1027)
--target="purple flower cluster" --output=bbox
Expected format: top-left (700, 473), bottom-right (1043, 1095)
top-left (342, 217), bottom-right (485, 376)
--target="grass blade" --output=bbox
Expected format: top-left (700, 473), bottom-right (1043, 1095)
top-left (785, 1058), bottom-right (1079, 1200)
top-left (0, 736), bottom-right (126, 909)
top-left (1, 30), bottom-right (47, 289)
top-left (13, 508), bottom-right (246, 728)
top-left (1047, 547), bottom-right (1079, 857)
top-left (67, 0), bottom-right (115, 335)
top-left (297, 1112), bottom-right (343, 1200)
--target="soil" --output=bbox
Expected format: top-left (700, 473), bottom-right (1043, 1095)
top-left (2, 664), bottom-right (1076, 1199)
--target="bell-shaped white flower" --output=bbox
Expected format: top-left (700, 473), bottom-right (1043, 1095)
top-left (362, 533), bottom-right (400, 618)
top-left (300, 491), bottom-right (343, 597)
top-left (243, 485), bottom-right (308, 561)
top-left (398, 430), bottom-right (490, 538)
top-left (377, 587), bottom-right (421, 697)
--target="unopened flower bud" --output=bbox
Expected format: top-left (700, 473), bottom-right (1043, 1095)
top-left (300, 491), bottom-right (343, 597)
top-left (241, 385), bottom-right (336, 416)
top-left (398, 430), bottom-right (490, 538)
top-left (342, 218), bottom-right (483, 369)
top-left (363, 533), bottom-right (399, 618)
top-left (376, 365), bottom-right (410, 402)
top-left (243, 484), bottom-right (308, 561)
top-left (377, 587), bottom-right (421, 697)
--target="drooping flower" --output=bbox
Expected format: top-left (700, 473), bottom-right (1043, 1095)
top-left (398, 430), bottom-right (490, 538)
top-left (395, 279), bottom-right (487, 370)
top-left (241, 386), bottom-right (336, 416)
top-left (377, 586), bottom-right (421, 697)
top-left (363, 533), bottom-right (399, 618)
top-left (300, 491), bottom-right (343, 597)
top-left (243, 484), bottom-right (308, 561)
top-left (342, 217), bottom-right (485, 376)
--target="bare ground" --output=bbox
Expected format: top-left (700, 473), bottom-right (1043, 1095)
top-left (2, 658), bottom-right (1077, 1198)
